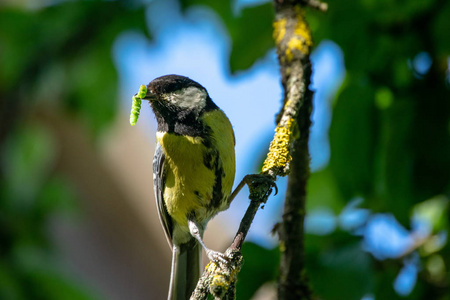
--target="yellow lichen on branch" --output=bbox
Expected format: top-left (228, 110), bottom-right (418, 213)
top-left (273, 5), bottom-right (312, 62)
top-left (265, 4), bottom-right (312, 177)
top-left (197, 251), bottom-right (242, 299)
top-left (286, 7), bottom-right (312, 59)
top-left (262, 117), bottom-right (295, 176)
top-left (273, 18), bottom-right (287, 45)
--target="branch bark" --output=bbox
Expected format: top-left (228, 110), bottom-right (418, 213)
top-left (277, 62), bottom-right (313, 300)
top-left (271, 1), bottom-right (324, 299)
top-left (190, 175), bottom-right (275, 300)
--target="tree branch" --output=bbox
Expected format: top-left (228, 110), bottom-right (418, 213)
top-left (271, 1), bottom-right (321, 299)
top-left (190, 175), bottom-right (275, 300)
top-left (277, 61), bottom-right (314, 300)
top-left (189, 0), bottom-right (324, 298)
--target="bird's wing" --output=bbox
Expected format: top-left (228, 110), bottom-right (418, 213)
top-left (153, 141), bottom-right (173, 248)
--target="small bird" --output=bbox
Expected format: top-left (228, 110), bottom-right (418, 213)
top-left (141, 75), bottom-right (236, 299)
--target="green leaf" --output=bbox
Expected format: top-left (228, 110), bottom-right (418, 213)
top-left (180, 0), bottom-right (234, 26)
top-left (409, 76), bottom-right (450, 205)
top-left (373, 266), bottom-right (404, 300)
top-left (380, 98), bottom-right (415, 225)
top-left (0, 10), bottom-right (39, 91)
top-left (228, 3), bottom-right (274, 72)
top-left (65, 44), bottom-right (118, 133)
top-left (236, 242), bottom-right (279, 299)
top-left (1, 125), bottom-right (55, 204)
top-left (179, 0), bottom-right (274, 72)
top-left (413, 195), bottom-right (449, 233)
top-left (324, 1), bottom-right (372, 72)
top-left (307, 168), bottom-right (345, 213)
top-left (27, 269), bottom-right (98, 300)
top-left (432, 0), bottom-right (450, 57)
top-left (329, 78), bottom-right (377, 201)
top-left (0, 262), bottom-right (26, 300)
top-left (307, 240), bottom-right (374, 300)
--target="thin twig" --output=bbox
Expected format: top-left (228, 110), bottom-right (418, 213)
top-left (191, 175), bottom-right (275, 300)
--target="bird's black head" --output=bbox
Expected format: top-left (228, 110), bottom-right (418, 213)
top-left (143, 75), bottom-right (218, 135)
top-left (147, 75), bottom-right (205, 95)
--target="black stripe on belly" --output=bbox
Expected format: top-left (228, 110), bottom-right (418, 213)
top-left (203, 151), bottom-right (214, 170)
top-left (209, 156), bottom-right (224, 209)
top-left (198, 126), bottom-right (224, 209)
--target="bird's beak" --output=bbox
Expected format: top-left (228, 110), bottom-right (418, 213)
top-left (142, 89), bottom-right (157, 102)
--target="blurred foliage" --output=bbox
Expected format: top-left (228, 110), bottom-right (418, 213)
top-left (0, 0), bottom-right (449, 299)
top-left (0, 124), bottom-right (96, 299)
top-left (305, 0), bottom-right (450, 297)
top-left (0, 0), bottom-right (149, 299)
top-left (236, 242), bottom-right (279, 299)
top-left (305, 233), bottom-right (374, 300)
top-left (0, 0), bottom-right (150, 135)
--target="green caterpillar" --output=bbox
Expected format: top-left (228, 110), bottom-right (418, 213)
top-left (130, 84), bottom-right (147, 126)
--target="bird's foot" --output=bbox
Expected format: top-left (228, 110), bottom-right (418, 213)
top-left (206, 249), bottom-right (229, 266)
top-left (244, 174), bottom-right (278, 201)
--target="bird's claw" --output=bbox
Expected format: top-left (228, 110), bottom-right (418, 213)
top-left (245, 174), bottom-right (278, 200)
top-left (206, 249), bottom-right (228, 266)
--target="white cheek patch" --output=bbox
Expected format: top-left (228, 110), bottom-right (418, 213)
top-left (167, 86), bottom-right (207, 111)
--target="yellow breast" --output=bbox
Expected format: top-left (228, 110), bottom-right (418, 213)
top-left (156, 109), bottom-right (235, 228)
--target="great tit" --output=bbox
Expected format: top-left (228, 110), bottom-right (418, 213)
top-left (141, 75), bottom-right (236, 299)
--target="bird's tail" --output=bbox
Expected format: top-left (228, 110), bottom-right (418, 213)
top-left (168, 239), bottom-right (201, 300)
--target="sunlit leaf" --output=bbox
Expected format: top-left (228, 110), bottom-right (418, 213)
top-left (413, 195), bottom-right (449, 233)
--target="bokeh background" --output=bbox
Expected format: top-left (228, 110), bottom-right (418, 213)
top-left (0, 0), bottom-right (449, 299)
